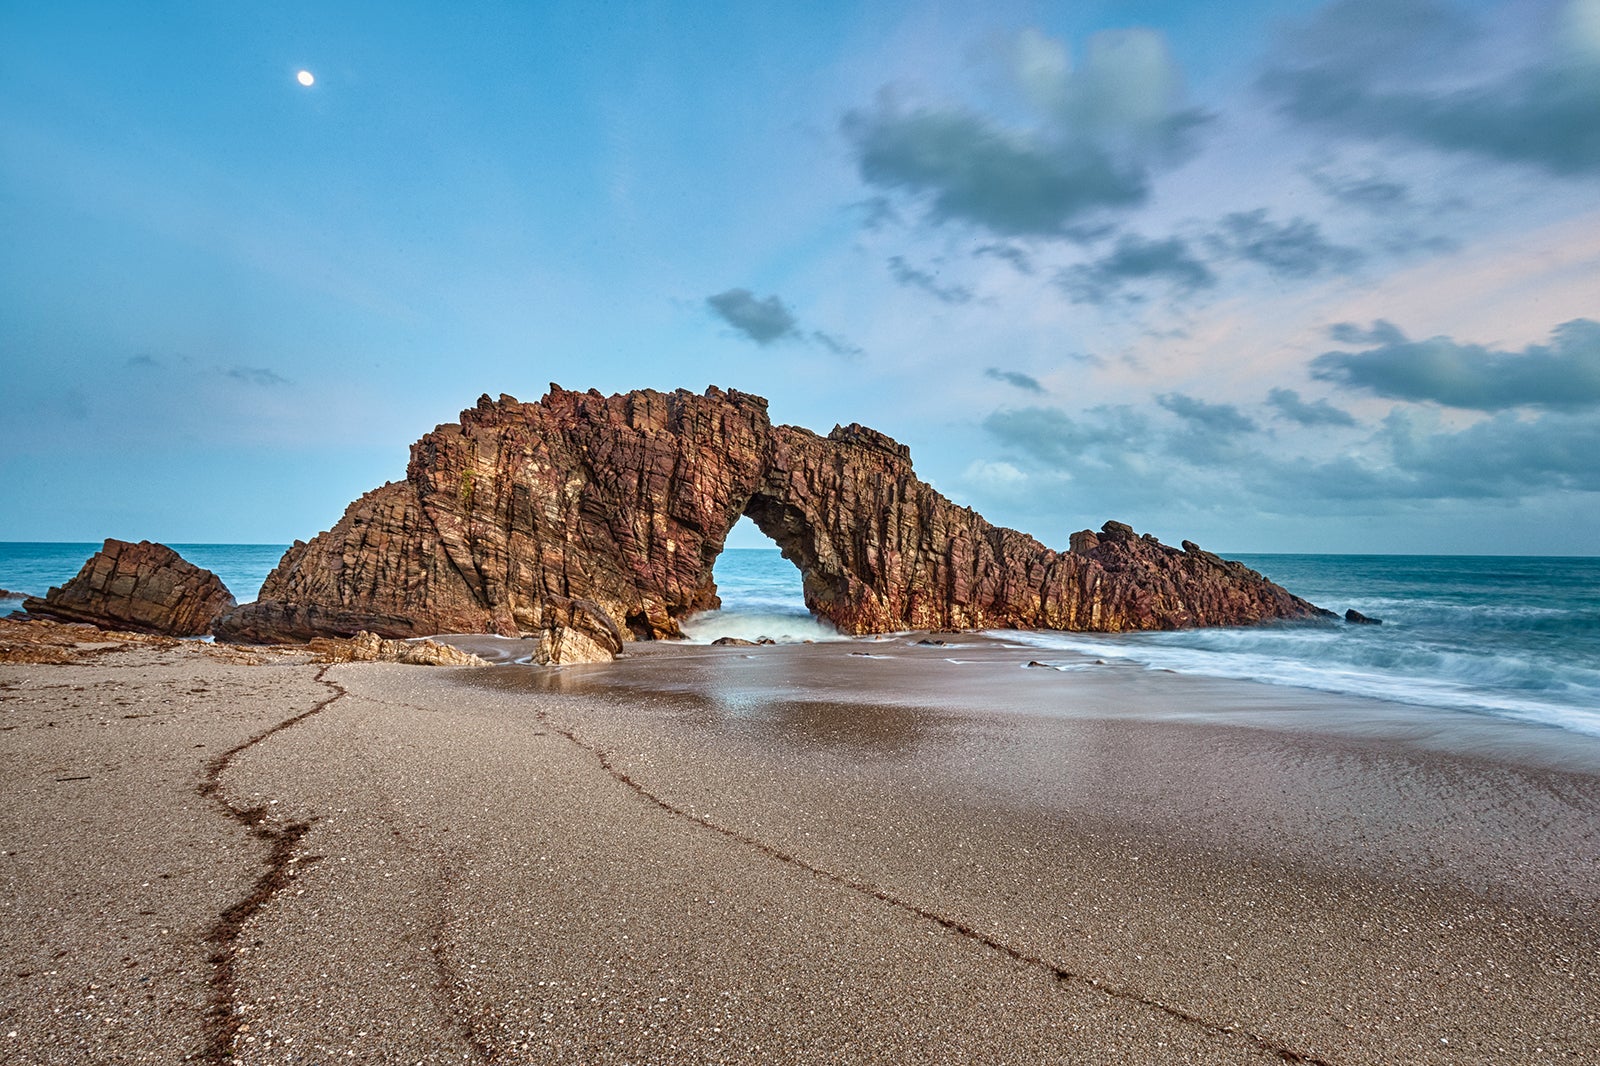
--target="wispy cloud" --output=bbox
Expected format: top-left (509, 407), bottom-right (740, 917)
top-left (985, 367), bottom-right (1046, 393)
top-left (225, 366), bottom-right (292, 387)
top-left (810, 330), bottom-right (864, 359)
top-left (1207, 210), bottom-right (1363, 278)
top-left (887, 256), bottom-right (973, 305)
top-left (973, 243), bottom-right (1035, 274)
top-left (1306, 166), bottom-right (1415, 215)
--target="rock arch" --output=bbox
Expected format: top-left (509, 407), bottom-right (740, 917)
top-left (215, 385), bottom-right (1328, 645)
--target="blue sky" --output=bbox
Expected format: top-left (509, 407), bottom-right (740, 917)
top-left (4, 0), bottom-right (1598, 554)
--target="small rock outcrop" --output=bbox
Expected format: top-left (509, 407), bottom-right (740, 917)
top-left (1345, 609), bottom-right (1383, 625)
top-left (531, 625), bottom-right (615, 665)
top-left (528, 595), bottom-right (624, 665)
top-left (217, 386), bottom-right (1331, 644)
top-left (24, 540), bottom-right (235, 637)
top-left (307, 631), bottom-right (489, 666)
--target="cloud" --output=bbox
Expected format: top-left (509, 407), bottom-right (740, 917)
top-left (1571, 0), bottom-right (1600, 59)
top-left (986, 398), bottom-right (1256, 479)
top-left (1157, 393), bottom-right (1258, 435)
top-left (1266, 387), bottom-right (1358, 427)
top-left (706, 288), bottom-right (799, 344)
top-left (853, 196), bottom-right (903, 231)
top-left (979, 401), bottom-right (1260, 514)
top-left (983, 396), bottom-right (1600, 521)
top-left (1056, 233), bottom-right (1215, 304)
top-left (1207, 210), bottom-right (1363, 278)
top-left (1376, 407), bottom-right (1600, 496)
top-left (1155, 392), bottom-right (1262, 465)
top-left (887, 256), bottom-right (974, 304)
top-left (1275, 0), bottom-right (1478, 76)
top-left (810, 330), bottom-right (864, 359)
top-left (706, 288), bottom-right (861, 356)
top-left (225, 366), bottom-right (292, 387)
top-left (985, 367), bottom-right (1046, 393)
top-left (1262, 0), bottom-right (1600, 177)
top-left (985, 404), bottom-right (1152, 470)
top-left (843, 103), bottom-right (1150, 237)
top-left (1311, 318), bottom-right (1600, 410)
top-left (1306, 166), bottom-right (1414, 215)
top-left (1275, 407), bottom-right (1600, 502)
top-left (973, 243), bottom-right (1035, 273)
top-left (1053, 209), bottom-right (1360, 307)
top-left (963, 458), bottom-right (1028, 486)
top-left (1327, 319), bottom-right (1406, 346)
top-left (1010, 28), bottom-right (1208, 154)
top-left (842, 28), bottom-right (1208, 238)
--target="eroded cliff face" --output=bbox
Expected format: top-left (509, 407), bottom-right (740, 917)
top-left (215, 385), bottom-right (1329, 644)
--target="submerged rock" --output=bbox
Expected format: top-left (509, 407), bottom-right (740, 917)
top-left (217, 385), bottom-right (1330, 644)
top-left (23, 540), bottom-right (234, 637)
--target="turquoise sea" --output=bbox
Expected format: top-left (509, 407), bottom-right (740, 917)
top-left (3, 543), bottom-right (1596, 737)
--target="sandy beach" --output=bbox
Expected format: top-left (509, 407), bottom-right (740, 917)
top-left (3, 626), bottom-right (1597, 1064)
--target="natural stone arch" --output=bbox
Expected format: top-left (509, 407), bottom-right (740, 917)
top-left (739, 489), bottom-right (840, 622)
top-left (215, 385), bottom-right (1328, 645)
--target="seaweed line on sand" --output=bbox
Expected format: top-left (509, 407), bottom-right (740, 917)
top-left (540, 713), bottom-right (1338, 1066)
top-left (193, 665), bottom-right (345, 1065)
top-left (376, 812), bottom-right (496, 1063)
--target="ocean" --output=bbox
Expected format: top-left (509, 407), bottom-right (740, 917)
top-left (3, 543), bottom-right (1596, 737)
top-left (1007, 554), bottom-right (1600, 739)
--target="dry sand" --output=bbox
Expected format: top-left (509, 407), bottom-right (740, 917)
top-left (2, 626), bottom-right (1596, 1064)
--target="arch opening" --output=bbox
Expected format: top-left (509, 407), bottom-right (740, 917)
top-left (677, 514), bottom-right (843, 643)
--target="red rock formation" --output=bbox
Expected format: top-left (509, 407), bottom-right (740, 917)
top-left (24, 539), bottom-right (235, 637)
top-left (216, 386), bottom-right (1330, 644)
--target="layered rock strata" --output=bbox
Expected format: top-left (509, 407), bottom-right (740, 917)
top-left (217, 386), bottom-right (1329, 644)
top-left (24, 539), bottom-right (235, 637)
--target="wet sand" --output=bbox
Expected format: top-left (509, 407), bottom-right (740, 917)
top-left (2, 630), bottom-right (1597, 1063)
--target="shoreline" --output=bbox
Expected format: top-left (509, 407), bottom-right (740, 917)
top-left (455, 628), bottom-right (1600, 773)
top-left (463, 634), bottom-right (1600, 904)
top-left (2, 626), bottom-right (1596, 1062)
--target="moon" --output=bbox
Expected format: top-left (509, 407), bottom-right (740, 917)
top-left (296, 70), bottom-right (315, 87)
